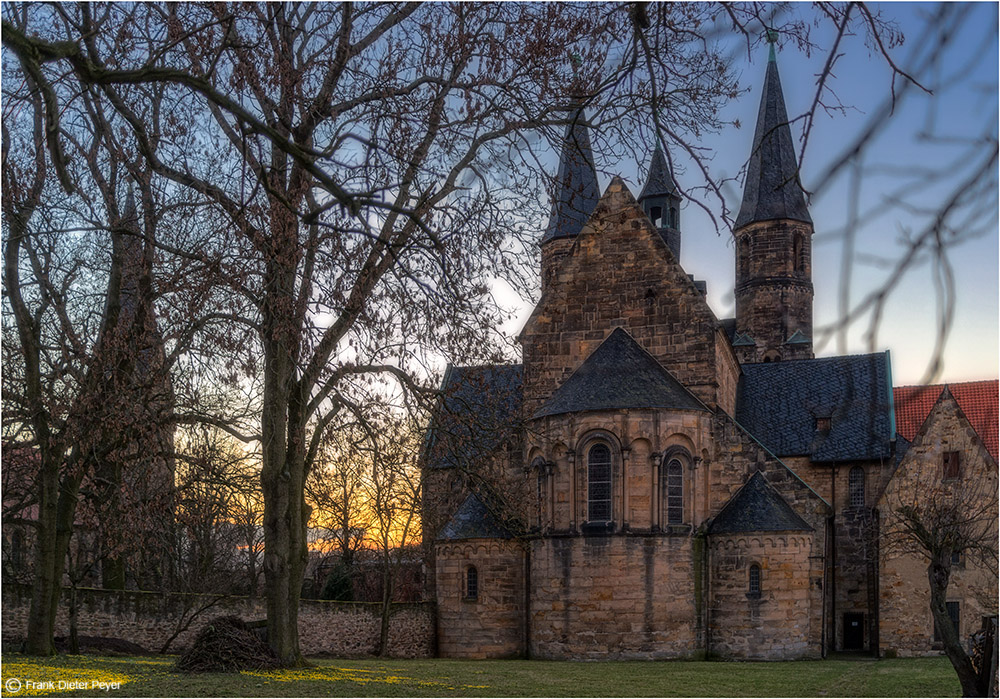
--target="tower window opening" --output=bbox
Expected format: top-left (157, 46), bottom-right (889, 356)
top-left (749, 564), bottom-right (761, 595)
top-left (649, 206), bottom-right (663, 228)
top-left (668, 206), bottom-right (678, 228)
top-left (739, 237), bottom-right (750, 278)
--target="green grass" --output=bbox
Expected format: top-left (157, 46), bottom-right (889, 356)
top-left (0, 653), bottom-right (960, 697)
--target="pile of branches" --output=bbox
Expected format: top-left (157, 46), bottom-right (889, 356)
top-left (174, 616), bottom-right (281, 673)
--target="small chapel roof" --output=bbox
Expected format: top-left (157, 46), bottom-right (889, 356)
top-left (736, 352), bottom-right (894, 462)
top-left (422, 364), bottom-right (523, 470)
top-left (437, 492), bottom-right (513, 540)
top-left (541, 106), bottom-right (601, 244)
top-left (533, 328), bottom-right (708, 419)
top-left (708, 471), bottom-right (812, 534)
top-left (734, 50), bottom-right (812, 229)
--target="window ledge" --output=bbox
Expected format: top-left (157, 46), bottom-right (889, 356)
top-left (581, 521), bottom-right (615, 536)
top-left (746, 592), bottom-right (762, 600)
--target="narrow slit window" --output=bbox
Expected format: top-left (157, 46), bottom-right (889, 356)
top-left (465, 566), bottom-right (478, 600)
top-left (749, 564), bottom-right (761, 594)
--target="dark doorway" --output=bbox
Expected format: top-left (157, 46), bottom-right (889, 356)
top-left (844, 613), bottom-right (865, 650)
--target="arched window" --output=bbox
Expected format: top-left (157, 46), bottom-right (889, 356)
top-left (668, 206), bottom-right (678, 229)
top-left (665, 459), bottom-right (684, 525)
top-left (465, 565), bottom-right (478, 600)
top-left (849, 466), bottom-right (865, 508)
top-left (762, 350), bottom-right (781, 363)
top-left (587, 443), bottom-right (612, 523)
top-left (749, 564), bottom-right (761, 595)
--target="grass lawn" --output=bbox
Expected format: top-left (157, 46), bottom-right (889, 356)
top-left (0, 653), bottom-right (960, 697)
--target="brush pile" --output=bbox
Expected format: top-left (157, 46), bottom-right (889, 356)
top-left (174, 616), bottom-right (280, 673)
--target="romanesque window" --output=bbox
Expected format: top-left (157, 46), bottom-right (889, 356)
top-left (849, 466), bottom-right (865, 508)
top-left (748, 564), bottom-right (761, 595)
top-left (943, 451), bottom-right (961, 480)
top-left (587, 443), bottom-right (612, 523)
top-left (665, 459), bottom-right (684, 525)
top-left (465, 565), bottom-right (479, 600)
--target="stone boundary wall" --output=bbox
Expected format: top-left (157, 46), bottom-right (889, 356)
top-left (1, 584), bottom-right (434, 658)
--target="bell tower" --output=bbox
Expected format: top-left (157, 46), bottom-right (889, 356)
top-left (540, 99), bottom-right (600, 294)
top-left (638, 145), bottom-right (682, 260)
top-left (733, 39), bottom-right (814, 363)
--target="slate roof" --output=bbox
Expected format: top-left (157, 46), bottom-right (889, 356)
top-left (736, 352), bottom-right (894, 461)
top-left (534, 328), bottom-right (707, 419)
top-left (541, 106), bottom-right (600, 244)
top-left (423, 364), bottom-right (523, 470)
top-left (638, 146), bottom-right (679, 202)
top-left (735, 53), bottom-right (812, 229)
top-left (437, 492), bottom-right (513, 540)
top-left (893, 380), bottom-right (998, 460)
top-left (708, 471), bottom-right (812, 534)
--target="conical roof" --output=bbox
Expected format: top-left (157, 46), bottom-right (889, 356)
top-left (638, 146), bottom-right (678, 201)
top-left (735, 54), bottom-right (812, 229)
top-left (534, 328), bottom-right (707, 418)
top-left (541, 107), bottom-right (600, 244)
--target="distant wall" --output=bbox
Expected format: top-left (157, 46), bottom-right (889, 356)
top-left (1, 584), bottom-right (434, 658)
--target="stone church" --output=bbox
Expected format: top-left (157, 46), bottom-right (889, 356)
top-left (421, 51), bottom-right (998, 660)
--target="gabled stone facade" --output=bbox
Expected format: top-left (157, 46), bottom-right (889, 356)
top-left (421, 50), bottom-right (997, 662)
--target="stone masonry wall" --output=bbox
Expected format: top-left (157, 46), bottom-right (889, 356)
top-left (708, 533), bottom-right (820, 659)
top-left (1, 584), bottom-right (433, 658)
top-left (435, 539), bottom-right (526, 659)
top-left (529, 534), bottom-right (699, 660)
top-left (521, 179), bottom-right (729, 416)
top-left (734, 219), bottom-right (814, 362)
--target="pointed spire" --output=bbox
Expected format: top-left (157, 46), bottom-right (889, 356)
top-left (638, 146), bottom-right (679, 202)
top-left (541, 103), bottom-right (600, 245)
top-left (735, 50), bottom-right (812, 229)
top-left (123, 187), bottom-right (138, 225)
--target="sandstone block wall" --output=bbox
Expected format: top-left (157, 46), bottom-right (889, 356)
top-left (435, 539), bottom-right (525, 658)
top-left (878, 390), bottom-right (999, 656)
top-left (521, 180), bottom-right (729, 415)
top-left (733, 219), bottom-right (813, 362)
top-left (527, 410), bottom-right (713, 533)
top-left (708, 533), bottom-right (821, 659)
top-left (529, 534), bottom-right (699, 660)
top-left (1, 584), bottom-right (433, 658)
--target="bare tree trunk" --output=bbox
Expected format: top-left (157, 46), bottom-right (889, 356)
top-left (928, 559), bottom-right (982, 697)
top-left (377, 552), bottom-right (394, 657)
top-left (260, 256), bottom-right (309, 666)
top-left (26, 464), bottom-right (82, 655)
top-left (68, 584), bottom-right (79, 655)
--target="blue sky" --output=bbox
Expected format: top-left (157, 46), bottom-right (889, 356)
top-left (500, 2), bottom-right (998, 386)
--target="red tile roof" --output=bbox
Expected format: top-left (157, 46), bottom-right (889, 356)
top-left (893, 380), bottom-right (999, 460)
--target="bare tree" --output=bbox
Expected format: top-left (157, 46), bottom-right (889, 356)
top-left (2, 1), bottom-right (932, 664)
